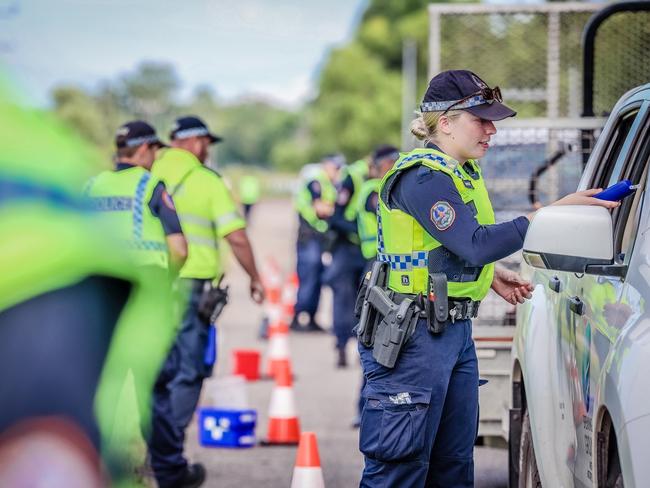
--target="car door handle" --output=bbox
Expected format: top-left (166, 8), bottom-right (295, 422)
top-left (548, 276), bottom-right (562, 293)
top-left (568, 296), bottom-right (584, 316)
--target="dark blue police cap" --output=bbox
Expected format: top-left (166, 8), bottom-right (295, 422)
top-left (420, 70), bottom-right (516, 121)
top-left (115, 120), bottom-right (167, 149)
top-left (170, 115), bottom-right (222, 144)
top-left (372, 144), bottom-right (399, 165)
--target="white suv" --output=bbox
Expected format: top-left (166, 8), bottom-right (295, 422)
top-left (509, 83), bottom-right (650, 488)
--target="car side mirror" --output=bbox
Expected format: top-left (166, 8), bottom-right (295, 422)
top-left (522, 206), bottom-right (625, 276)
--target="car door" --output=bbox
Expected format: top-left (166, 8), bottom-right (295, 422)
top-left (569, 100), bottom-right (650, 487)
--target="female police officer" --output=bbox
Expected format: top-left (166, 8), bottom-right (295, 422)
top-left (356, 70), bottom-right (618, 487)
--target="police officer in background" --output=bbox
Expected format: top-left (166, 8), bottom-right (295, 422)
top-left (352, 144), bottom-right (399, 427)
top-left (356, 70), bottom-right (618, 487)
top-left (86, 121), bottom-right (187, 271)
top-left (0, 81), bottom-right (177, 486)
top-left (356, 144), bottom-right (400, 270)
top-left (151, 115), bottom-right (264, 487)
top-left (291, 155), bottom-right (340, 332)
top-left (85, 121), bottom-right (198, 486)
top-left (325, 156), bottom-right (368, 367)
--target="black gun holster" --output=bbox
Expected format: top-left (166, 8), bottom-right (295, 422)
top-left (355, 261), bottom-right (420, 368)
top-left (197, 277), bottom-right (229, 325)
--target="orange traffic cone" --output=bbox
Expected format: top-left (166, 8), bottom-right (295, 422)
top-left (265, 331), bottom-right (292, 379)
top-left (291, 432), bottom-right (325, 488)
top-left (281, 272), bottom-right (299, 322)
top-left (261, 258), bottom-right (283, 306)
top-left (261, 362), bottom-right (300, 445)
top-left (267, 302), bottom-right (289, 337)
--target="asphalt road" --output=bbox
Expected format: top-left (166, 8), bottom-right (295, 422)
top-left (184, 198), bottom-right (509, 488)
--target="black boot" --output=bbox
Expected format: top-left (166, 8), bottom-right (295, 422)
top-left (336, 347), bottom-right (347, 368)
top-left (305, 317), bottom-right (327, 333)
top-left (174, 463), bottom-right (206, 488)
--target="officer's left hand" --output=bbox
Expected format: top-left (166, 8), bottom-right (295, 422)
top-left (491, 268), bottom-right (534, 305)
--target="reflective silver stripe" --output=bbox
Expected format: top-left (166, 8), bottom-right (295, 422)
top-left (187, 235), bottom-right (218, 249)
top-left (173, 128), bottom-right (209, 139)
top-left (179, 213), bottom-right (214, 229)
top-left (125, 135), bottom-right (161, 147)
top-left (216, 211), bottom-right (241, 228)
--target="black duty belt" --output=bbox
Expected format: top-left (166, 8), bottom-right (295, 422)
top-left (394, 292), bottom-right (480, 323)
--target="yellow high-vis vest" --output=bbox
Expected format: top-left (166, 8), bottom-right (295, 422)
top-left (85, 166), bottom-right (168, 269)
top-left (377, 148), bottom-right (495, 301)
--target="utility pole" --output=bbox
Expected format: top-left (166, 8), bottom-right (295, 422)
top-left (401, 39), bottom-right (417, 152)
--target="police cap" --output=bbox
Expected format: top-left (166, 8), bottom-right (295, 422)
top-left (115, 120), bottom-right (168, 149)
top-left (420, 70), bottom-right (516, 121)
top-left (170, 115), bottom-right (222, 144)
top-left (372, 144), bottom-right (399, 165)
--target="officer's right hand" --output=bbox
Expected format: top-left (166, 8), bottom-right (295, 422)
top-left (314, 200), bottom-right (334, 218)
top-left (551, 189), bottom-right (620, 209)
top-left (250, 278), bottom-right (265, 304)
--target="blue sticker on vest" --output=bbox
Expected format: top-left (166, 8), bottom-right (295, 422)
top-left (462, 180), bottom-right (474, 189)
top-left (430, 201), bottom-right (456, 231)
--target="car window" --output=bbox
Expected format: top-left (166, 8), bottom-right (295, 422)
top-left (619, 164), bottom-right (647, 257)
top-left (616, 104), bottom-right (650, 262)
top-left (590, 105), bottom-right (641, 190)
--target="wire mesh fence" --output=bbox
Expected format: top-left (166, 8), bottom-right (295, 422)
top-left (593, 9), bottom-right (650, 116)
top-left (427, 2), bottom-right (649, 326)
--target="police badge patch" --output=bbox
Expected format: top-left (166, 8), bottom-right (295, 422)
top-left (430, 201), bottom-right (455, 231)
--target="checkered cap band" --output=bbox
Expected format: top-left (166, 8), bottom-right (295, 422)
top-left (420, 94), bottom-right (490, 113)
top-left (173, 127), bottom-right (209, 139)
top-left (125, 134), bottom-right (161, 148)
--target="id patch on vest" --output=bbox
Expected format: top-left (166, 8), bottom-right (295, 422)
top-left (430, 201), bottom-right (455, 231)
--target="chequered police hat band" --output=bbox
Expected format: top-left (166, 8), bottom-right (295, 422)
top-left (420, 95), bottom-right (492, 113)
top-left (173, 127), bottom-right (210, 139)
top-left (125, 135), bottom-right (161, 147)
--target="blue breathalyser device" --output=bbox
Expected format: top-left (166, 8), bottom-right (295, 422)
top-left (594, 180), bottom-right (638, 201)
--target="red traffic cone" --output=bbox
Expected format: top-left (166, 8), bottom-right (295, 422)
top-left (291, 432), bottom-right (325, 488)
top-left (261, 362), bottom-right (300, 445)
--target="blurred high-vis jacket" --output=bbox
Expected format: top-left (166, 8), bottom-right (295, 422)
top-left (152, 147), bottom-right (246, 280)
top-left (357, 178), bottom-right (380, 259)
top-left (85, 167), bottom-right (168, 269)
top-left (294, 168), bottom-right (336, 233)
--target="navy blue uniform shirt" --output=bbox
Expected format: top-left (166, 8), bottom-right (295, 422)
top-left (115, 162), bottom-right (183, 235)
top-left (388, 152), bottom-right (529, 267)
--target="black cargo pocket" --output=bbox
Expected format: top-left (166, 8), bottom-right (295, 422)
top-left (359, 383), bottom-right (431, 462)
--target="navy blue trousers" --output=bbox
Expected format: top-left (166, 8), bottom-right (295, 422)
top-left (295, 237), bottom-right (324, 317)
top-left (149, 344), bottom-right (187, 487)
top-left (325, 241), bottom-right (365, 350)
top-left (169, 279), bottom-right (213, 429)
top-left (358, 318), bottom-right (478, 487)
top-left (150, 279), bottom-right (212, 486)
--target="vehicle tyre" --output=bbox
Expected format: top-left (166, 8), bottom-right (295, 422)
top-left (606, 451), bottom-right (624, 488)
top-left (518, 409), bottom-right (542, 488)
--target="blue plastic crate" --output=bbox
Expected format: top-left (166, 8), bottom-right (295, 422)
top-left (198, 408), bottom-right (257, 448)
